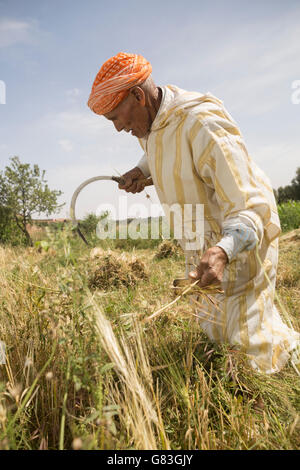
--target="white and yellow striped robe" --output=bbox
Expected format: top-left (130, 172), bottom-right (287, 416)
top-left (137, 84), bottom-right (300, 374)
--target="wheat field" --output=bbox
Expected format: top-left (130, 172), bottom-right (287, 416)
top-left (0, 226), bottom-right (299, 450)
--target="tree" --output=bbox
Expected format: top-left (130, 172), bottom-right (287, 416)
top-left (79, 212), bottom-right (109, 236)
top-left (290, 167), bottom-right (300, 200)
top-left (276, 167), bottom-right (300, 204)
top-left (2, 156), bottom-right (64, 245)
top-left (0, 172), bottom-right (19, 244)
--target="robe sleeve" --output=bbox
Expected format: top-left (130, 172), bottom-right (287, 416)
top-left (136, 138), bottom-right (151, 177)
top-left (191, 121), bottom-right (281, 246)
top-left (136, 153), bottom-right (151, 178)
top-left (216, 222), bottom-right (258, 262)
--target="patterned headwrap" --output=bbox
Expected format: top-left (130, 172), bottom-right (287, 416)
top-left (87, 52), bottom-right (152, 115)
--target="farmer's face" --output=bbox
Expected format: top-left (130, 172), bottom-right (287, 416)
top-left (104, 87), bottom-right (152, 139)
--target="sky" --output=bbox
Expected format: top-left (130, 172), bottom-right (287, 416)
top-left (0, 0), bottom-right (299, 219)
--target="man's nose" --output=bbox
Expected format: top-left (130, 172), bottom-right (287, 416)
top-left (114, 121), bottom-right (124, 133)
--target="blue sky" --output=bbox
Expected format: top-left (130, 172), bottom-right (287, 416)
top-left (0, 0), bottom-right (299, 219)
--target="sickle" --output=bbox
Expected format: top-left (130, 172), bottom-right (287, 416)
top-left (70, 175), bottom-right (153, 245)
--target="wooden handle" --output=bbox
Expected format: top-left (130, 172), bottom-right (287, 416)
top-left (112, 176), bottom-right (153, 187)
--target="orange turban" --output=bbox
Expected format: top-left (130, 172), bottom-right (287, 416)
top-left (87, 52), bottom-right (152, 115)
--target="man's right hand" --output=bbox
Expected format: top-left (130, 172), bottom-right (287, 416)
top-left (118, 167), bottom-right (148, 193)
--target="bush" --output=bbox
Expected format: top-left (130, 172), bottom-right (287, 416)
top-left (0, 206), bottom-right (26, 245)
top-left (79, 213), bottom-right (102, 235)
top-left (277, 200), bottom-right (300, 232)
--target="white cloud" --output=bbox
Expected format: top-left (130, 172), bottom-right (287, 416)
top-left (250, 141), bottom-right (300, 189)
top-left (66, 88), bottom-right (80, 97)
top-left (213, 18), bottom-right (300, 116)
top-left (40, 110), bottom-right (110, 135)
top-left (20, 108), bottom-right (148, 217)
top-left (35, 109), bottom-right (142, 161)
top-left (66, 88), bottom-right (81, 104)
top-left (58, 139), bottom-right (73, 152)
top-left (46, 161), bottom-right (161, 219)
top-left (154, 6), bottom-right (300, 118)
top-left (0, 18), bottom-right (37, 48)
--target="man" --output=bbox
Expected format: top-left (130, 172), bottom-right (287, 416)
top-left (88, 52), bottom-right (299, 374)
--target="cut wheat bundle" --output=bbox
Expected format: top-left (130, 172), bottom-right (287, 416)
top-left (88, 251), bottom-right (148, 290)
top-left (144, 278), bottom-right (224, 323)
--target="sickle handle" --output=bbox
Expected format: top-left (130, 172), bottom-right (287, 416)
top-left (70, 174), bottom-right (154, 245)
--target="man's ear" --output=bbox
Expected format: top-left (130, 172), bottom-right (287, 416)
top-left (130, 86), bottom-right (146, 106)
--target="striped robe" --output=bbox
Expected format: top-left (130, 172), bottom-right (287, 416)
top-left (137, 84), bottom-right (299, 374)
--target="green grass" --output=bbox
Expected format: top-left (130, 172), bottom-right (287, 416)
top-left (278, 200), bottom-right (300, 232)
top-left (0, 228), bottom-right (299, 450)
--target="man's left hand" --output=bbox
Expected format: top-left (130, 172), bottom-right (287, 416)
top-left (188, 246), bottom-right (228, 287)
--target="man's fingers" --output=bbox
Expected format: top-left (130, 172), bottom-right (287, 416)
top-left (117, 167), bottom-right (148, 193)
top-left (188, 247), bottom-right (227, 288)
top-left (135, 180), bottom-right (146, 193)
top-left (118, 176), bottom-right (132, 190)
top-left (188, 264), bottom-right (204, 282)
top-left (188, 270), bottom-right (200, 281)
top-left (127, 181), bottom-right (138, 193)
top-left (198, 269), bottom-right (217, 288)
top-left (188, 265), bottom-right (221, 287)
top-left (198, 267), bottom-right (222, 288)
top-left (119, 177), bottom-right (146, 193)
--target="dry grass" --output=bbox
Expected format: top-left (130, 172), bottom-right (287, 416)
top-left (154, 240), bottom-right (180, 260)
top-left (88, 251), bottom-right (148, 290)
top-left (88, 294), bottom-right (169, 450)
top-left (276, 229), bottom-right (300, 318)
top-left (0, 231), bottom-right (299, 450)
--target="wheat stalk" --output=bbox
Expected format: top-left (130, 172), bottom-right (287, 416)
top-left (144, 279), bottom-right (224, 323)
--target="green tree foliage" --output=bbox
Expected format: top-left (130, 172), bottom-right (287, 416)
top-left (78, 212), bottom-right (110, 242)
top-left (0, 172), bottom-right (23, 244)
top-left (79, 213), bottom-right (103, 235)
top-left (0, 206), bottom-right (26, 245)
top-left (277, 201), bottom-right (300, 232)
top-left (1, 156), bottom-right (64, 245)
top-left (276, 167), bottom-right (300, 203)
